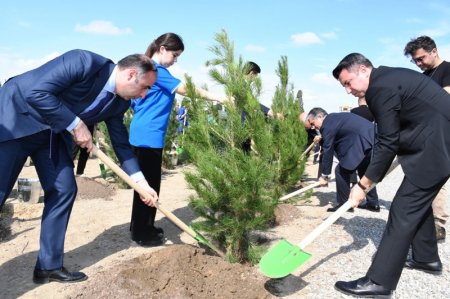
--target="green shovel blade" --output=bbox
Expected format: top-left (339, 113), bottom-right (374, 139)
top-left (190, 226), bottom-right (226, 258)
top-left (259, 239), bottom-right (311, 278)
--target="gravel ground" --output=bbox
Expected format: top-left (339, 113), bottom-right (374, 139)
top-left (273, 164), bottom-right (450, 299)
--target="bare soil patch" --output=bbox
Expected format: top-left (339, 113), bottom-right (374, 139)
top-left (68, 244), bottom-right (272, 299)
top-left (0, 158), bottom-right (328, 299)
top-left (75, 176), bottom-right (116, 200)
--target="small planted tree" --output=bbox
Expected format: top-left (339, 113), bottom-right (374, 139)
top-left (181, 30), bottom-right (307, 263)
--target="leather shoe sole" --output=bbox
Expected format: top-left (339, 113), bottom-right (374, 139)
top-left (33, 267), bottom-right (87, 284)
top-left (404, 258), bottom-right (442, 275)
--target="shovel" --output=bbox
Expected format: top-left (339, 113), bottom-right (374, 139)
top-left (261, 157), bottom-right (400, 278)
top-left (259, 200), bottom-right (352, 278)
top-left (91, 145), bottom-right (225, 258)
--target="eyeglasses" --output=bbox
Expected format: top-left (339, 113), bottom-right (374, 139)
top-left (410, 55), bottom-right (427, 64)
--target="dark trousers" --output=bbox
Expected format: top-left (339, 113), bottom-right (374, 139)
top-left (334, 154), bottom-right (378, 206)
top-left (72, 125), bottom-right (94, 175)
top-left (130, 147), bottom-right (162, 240)
top-left (0, 130), bottom-right (77, 270)
top-left (367, 175), bottom-right (447, 289)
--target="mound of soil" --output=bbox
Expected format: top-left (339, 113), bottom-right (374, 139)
top-left (69, 245), bottom-right (272, 299)
top-left (274, 203), bottom-right (302, 225)
top-left (75, 176), bottom-right (116, 200)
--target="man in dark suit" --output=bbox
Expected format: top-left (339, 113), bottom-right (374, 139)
top-left (332, 53), bottom-right (450, 297)
top-left (0, 50), bottom-right (158, 284)
top-left (305, 108), bottom-right (378, 213)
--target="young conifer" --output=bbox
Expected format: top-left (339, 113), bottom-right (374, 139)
top-left (181, 30), bottom-right (307, 262)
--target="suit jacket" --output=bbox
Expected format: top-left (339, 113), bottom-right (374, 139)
top-left (0, 49), bottom-right (139, 174)
top-left (365, 66), bottom-right (450, 188)
top-left (320, 112), bottom-right (374, 175)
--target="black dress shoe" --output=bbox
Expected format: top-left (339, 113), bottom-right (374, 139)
top-left (153, 226), bottom-right (164, 238)
top-left (335, 276), bottom-right (392, 298)
top-left (33, 267), bottom-right (87, 284)
top-left (358, 202), bottom-right (381, 212)
top-left (404, 258), bottom-right (442, 274)
top-left (327, 203), bottom-right (354, 212)
top-left (133, 234), bottom-right (165, 247)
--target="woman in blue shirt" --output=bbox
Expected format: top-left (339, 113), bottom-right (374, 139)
top-left (129, 33), bottom-right (227, 246)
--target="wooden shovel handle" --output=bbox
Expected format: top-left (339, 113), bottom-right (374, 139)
top-left (280, 175), bottom-right (333, 202)
top-left (279, 181), bottom-right (321, 201)
top-left (301, 142), bottom-right (316, 158)
top-left (91, 145), bottom-right (198, 239)
top-left (298, 201), bottom-right (353, 248)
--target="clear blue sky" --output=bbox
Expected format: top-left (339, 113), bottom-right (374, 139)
top-left (1, 0), bottom-right (450, 112)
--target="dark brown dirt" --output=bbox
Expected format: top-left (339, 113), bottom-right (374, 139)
top-left (68, 245), bottom-right (273, 299)
top-left (75, 176), bottom-right (116, 200)
top-left (274, 203), bottom-right (302, 225)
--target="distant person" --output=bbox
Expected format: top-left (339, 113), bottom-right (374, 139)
top-left (404, 35), bottom-right (449, 242)
top-left (0, 50), bottom-right (158, 284)
top-left (305, 108), bottom-right (378, 213)
top-left (299, 112), bottom-right (321, 164)
top-left (332, 52), bottom-right (450, 297)
top-left (177, 103), bottom-right (188, 134)
top-left (350, 96), bottom-right (374, 122)
top-left (241, 61), bottom-right (271, 152)
top-left (129, 33), bottom-right (229, 247)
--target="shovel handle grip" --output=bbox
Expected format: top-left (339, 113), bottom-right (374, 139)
top-left (298, 201), bottom-right (353, 249)
top-left (91, 145), bottom-right (197, 239)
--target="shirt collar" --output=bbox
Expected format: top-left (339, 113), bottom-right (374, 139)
top-left (104, 65), bottom-right (117, 94)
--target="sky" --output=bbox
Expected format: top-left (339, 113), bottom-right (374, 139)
top-left (1, 0), bottom-right (450, 113)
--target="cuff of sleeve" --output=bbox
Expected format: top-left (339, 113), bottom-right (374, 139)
top-left (66, 117), bottom-right (81, 132)
top-left (130, 171), bottom-right (145, 182)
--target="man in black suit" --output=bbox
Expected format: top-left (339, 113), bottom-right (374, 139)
top-left (0, 50), bottom-right (158, 284)
top-left (305, 108), bottom-right (378, 213)
top-left (331, 53), bottom-right (450, 297)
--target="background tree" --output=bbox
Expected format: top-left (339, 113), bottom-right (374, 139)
top-left (181, 30), bottom-right (307, 263)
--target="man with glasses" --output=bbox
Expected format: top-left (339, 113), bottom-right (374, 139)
top-left (404, 35), bottom-right (450, 242)
top-left (331, 52), bottom-right (450, 297)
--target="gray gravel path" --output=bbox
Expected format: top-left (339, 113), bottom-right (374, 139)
top-left (268, 165), bottom-right (449, 298)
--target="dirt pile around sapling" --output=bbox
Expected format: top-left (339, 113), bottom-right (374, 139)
top-left (69, 244), bottom-right (273, 299)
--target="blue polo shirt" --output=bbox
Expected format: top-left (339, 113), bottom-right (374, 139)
top-left (129, 62), bottom-right (181, 148)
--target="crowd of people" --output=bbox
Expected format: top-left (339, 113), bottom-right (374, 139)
top-left (0, 32), bottom-right (449, 299)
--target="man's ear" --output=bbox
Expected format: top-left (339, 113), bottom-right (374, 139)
top-left (127, 68), bottom-right (137, 81)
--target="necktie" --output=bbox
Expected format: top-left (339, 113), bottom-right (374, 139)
top-left (79, 91), bottom-right (116, 122)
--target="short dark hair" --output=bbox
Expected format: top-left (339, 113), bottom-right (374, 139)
top-left (404, 35), bottom-right (437, 56)
top-left (307, 107), bottom-right (328, 120)
top-left (117, 54), bottom-right (156, 76)
top-left (332, 53), bottom-right (373, 79)
top-left (245, 61), bottom-right (261, 75)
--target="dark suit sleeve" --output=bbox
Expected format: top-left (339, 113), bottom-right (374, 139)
top-left (364, 87), bottom-right (399, 182)
top-left (25, 50), bottom-right (99, 133)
